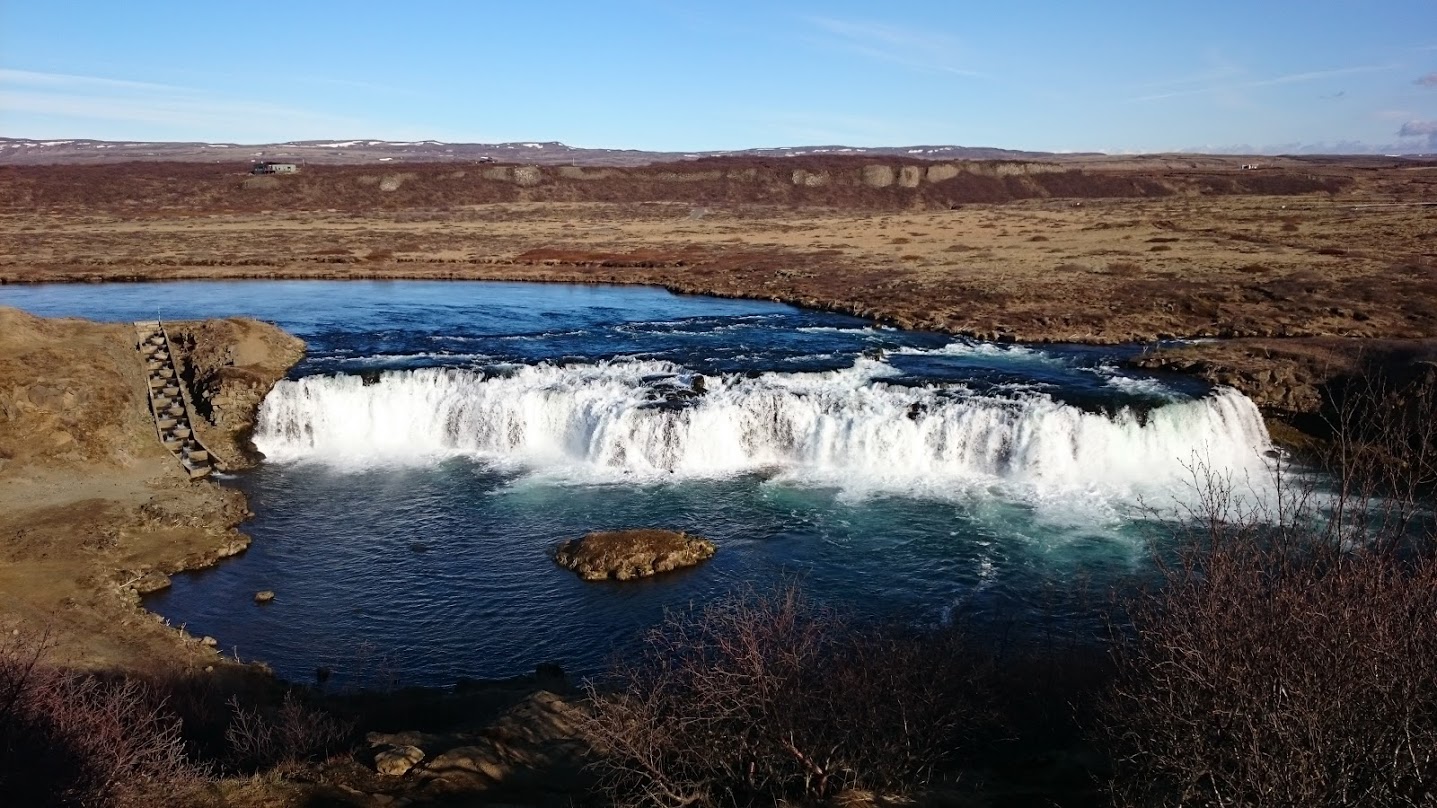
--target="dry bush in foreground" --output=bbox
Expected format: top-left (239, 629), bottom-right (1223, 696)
top-left (580, 587), bottom-right (994, 807)
top-left (1102, 375), bottom-right (1437, 807)
top-left (224, 691), bottom-right (355, 772)
top-left (0, 632), bottom-right (356, 803)
top-left (0, 632), bottom-right (201, 807)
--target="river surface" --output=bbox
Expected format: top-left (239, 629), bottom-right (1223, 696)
top-left (0, 280), bottom-right (1275, 686)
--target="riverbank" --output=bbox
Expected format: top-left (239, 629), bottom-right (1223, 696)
top-left (0, 309), bottom-right (300, 669)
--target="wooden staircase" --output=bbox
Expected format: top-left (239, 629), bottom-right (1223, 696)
top-left (134, 321), bottom-right (213, 479)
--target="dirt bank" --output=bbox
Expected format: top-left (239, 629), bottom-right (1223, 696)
top-left (0, 307), bottom-right (301, 670)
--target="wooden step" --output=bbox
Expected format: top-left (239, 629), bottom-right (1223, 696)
top-left (137, 320), bottom-right (217, 479)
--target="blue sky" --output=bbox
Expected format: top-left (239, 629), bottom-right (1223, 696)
top-left (2, 1), bottom-right (1435, 153)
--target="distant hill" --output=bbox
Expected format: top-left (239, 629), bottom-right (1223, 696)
top-left (0, 137), bottom-right (1089, 167)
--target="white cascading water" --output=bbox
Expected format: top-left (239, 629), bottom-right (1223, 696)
top-left (253, 358), bottom-right (1275, 508)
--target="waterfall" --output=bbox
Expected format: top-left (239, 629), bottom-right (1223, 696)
top-left (254, 359), bottom-right (1273, 503)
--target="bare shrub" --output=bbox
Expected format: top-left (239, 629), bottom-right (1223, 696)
top-left (579, 586), bottom-right (994, 807)
top-left (223, 691), bottom-right (355, 772)
top-left (1322, 370), bottom-right (1437, 512)
top-left (1101, 374), bottom-right (1437, 807)
top-left (0, 632), bottom-right (200, 807)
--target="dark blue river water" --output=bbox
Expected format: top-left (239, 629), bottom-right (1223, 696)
top-left (0, 281), bottom-right (1274, 686)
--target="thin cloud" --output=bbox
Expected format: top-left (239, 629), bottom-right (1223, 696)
top-left (290, 75), bottom-right (415, 96)
top-left (0, 68), bottom-right (395, 141)
top-left (1130, 63), bottom-right (1395, 102)
top-left (0, 90), bottom-right (368, 136)
top-left (0, 68), bottom-right (185, 94)
top-left (1132, 65), bottom-right (1243, 92)
top-left (1416, 73), bottom-right (1437, 88)
top-left (803, 16), bottom-right (980, 77)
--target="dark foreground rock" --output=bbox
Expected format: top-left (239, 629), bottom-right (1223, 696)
top-left (552, 529), bottom-right (716, 581)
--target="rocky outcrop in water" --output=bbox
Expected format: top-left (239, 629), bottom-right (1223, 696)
top-left (552, 530), bottom-right (716, 581)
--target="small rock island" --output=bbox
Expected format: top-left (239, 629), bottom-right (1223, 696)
top-left (552, 529), bottom-right (716, 581)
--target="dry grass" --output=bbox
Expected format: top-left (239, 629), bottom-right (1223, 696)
top-left (2, 195), bottom-right (1434, 346)
top-left (559, 529), bottom-right (697, 558)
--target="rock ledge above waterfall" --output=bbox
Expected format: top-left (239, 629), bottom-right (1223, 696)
top-left (552, 529), bottom-right (716, 581)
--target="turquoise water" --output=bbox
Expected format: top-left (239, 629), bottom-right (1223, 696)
top-left (0, 281), bottom-right (1273, 686)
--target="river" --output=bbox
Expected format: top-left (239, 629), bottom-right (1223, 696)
top-left (0, 280), bottom-right (1274, 686)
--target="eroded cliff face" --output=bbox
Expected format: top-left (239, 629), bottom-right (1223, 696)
top-left (1132, 341), bottom-right (1336, 414)
top-left (0, 157), bottom-right (1352, 215)
top-left (167, 318), bottom-right (306, 470)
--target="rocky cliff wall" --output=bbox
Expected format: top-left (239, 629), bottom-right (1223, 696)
top-left (0, 157), bottom-right (1351, 214)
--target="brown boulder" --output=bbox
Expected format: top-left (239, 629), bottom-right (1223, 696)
top-left (551, 530), bottom-right (716, 581)
top-left (374, 744), bottom-right (425, 777)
